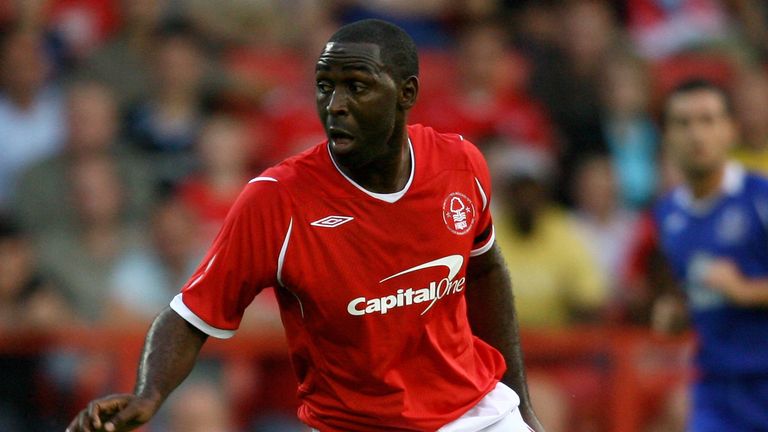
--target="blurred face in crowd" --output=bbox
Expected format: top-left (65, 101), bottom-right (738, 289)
top-left (154, 36), bottom-right (205, 95)
top-left (601, 59), bottom-right (649, 118)
top-left (151, 199), bottom-right (198, 266)
top-left (561, 0), bottom-right (614, 69)
top-left (457, 25), bottom-right (516, 94)
top-left (0, 234), bottom-right (33, 300)
top-left (664, 89), bottom-right (735, 179)
top-left (574, 157), bottom-right (617, 218)
top-left (70, 157), bottom-right (124, 226)
top-left (197, 117), bottom-right (250, 174)
top-left (0, 31), bottom-right (49, 103)
top-left (66, 83), bottom-right (119, 153)
top-left (504, 175), bottom-right (549, 236)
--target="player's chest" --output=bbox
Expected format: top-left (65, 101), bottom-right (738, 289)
top-left (281, 171), bottom-right (481, 312)
top-left (661, 201), bottom-right (768, 269)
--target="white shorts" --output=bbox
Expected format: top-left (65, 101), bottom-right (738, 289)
top-left (310, 382), bottom-right (532, 432)
top-left (464, 408), bottom-right (533, 432)
top-left (439, 382), bottom-right (532, 432)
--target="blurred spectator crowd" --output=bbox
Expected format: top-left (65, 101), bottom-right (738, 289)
top-left (2, 0), bottom-right (768, 431)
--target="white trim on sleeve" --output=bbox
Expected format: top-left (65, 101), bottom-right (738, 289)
top-left (474, 177), bottom-right (488, 211)
top-left (277, 218), bottom-right (293, 286)
top-left (470, 226), bottom-right (495, 257)
top-left (276, 218), bottom-right (305, 318)
top-left (170, 294), bottom-right (236, 339)
top-left (249, 176), bottom-right (278, 183)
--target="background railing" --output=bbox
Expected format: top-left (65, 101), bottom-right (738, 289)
top-left (0, 326), bottom-right (693, 432)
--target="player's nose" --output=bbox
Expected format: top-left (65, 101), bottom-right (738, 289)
top-left (327, 88), bottom-right (349, 116)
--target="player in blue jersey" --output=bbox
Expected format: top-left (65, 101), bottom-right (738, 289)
top-left (654, 79), bottom-right (768, 431)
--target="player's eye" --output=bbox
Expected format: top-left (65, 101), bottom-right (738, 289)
top-left (349, 82), bottom-right (367, 94)
top-left (316, 81), bottom-right (333, 94)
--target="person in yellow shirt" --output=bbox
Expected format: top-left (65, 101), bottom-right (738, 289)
top-left (489, 146), bottom-right (609, 432)
top-left (492, 147), bottom-right (608, 328)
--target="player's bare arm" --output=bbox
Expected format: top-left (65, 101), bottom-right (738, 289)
top-left (66, 308), bottom-right (207, 432)
top-left (648, 248), bottom-right (689, 334)
top-left (465, 243), bottom-right (545, 432)
top-left (705, 259), bottom-right (768, 306)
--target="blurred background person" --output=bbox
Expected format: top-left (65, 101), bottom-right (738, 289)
top-left (35, 155), bottom-right (144, 323)
top-left (105, 192), bottom-right (202, 326)
top-left (123, 19), bottom-right (211, 183)
top-left (0, 214), bottom-right (74, 432)
top-left (0, 214), bottom-right (74, 330)
top-left (411, 20), bottom-right (554, 155)
top-left (492, 146), bottom-right (608, 329)
top-left (491, 145), bottom-right (609, 432)
top-left (0, 25), bottom-right (65, 211)
top-left (335, 0), bottom-right (454, 47)
top-left (527, 0), bottom-right (620, 205)
top-left (14, 80), bottom-right (152, 234)
top-left (176, 115), bottom-right (256, 246)
top-left (599, 53), bottom-right (660, 209)
top-left (72, 0), bottom-right (172, 109)
top-left (569, 155), bottom-right (640, 321)
top-left (654, 79), bottom-right (768, 431)
top-left (625, 0), bottom-right (735, 60)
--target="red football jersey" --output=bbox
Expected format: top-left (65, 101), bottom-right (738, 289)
top-left (171, 124), bottom-right (506, 431)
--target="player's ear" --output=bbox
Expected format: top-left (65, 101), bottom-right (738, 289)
top-left (398, 76), bottom-right (419, 111)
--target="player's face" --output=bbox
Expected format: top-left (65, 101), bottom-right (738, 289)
top-left (315, 42), bottom-right (402, 168)
top-left (665, 90), bottom-right (735, 178)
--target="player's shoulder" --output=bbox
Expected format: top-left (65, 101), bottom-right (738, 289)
top-left (408, 123), bottom-right (485, 169)
top-left (652, 187), bottom-right (682, 222)
top-left (256, 143), bottom-right (328, 184)
top-left (743, 169), bottom-right (768, 195)
top-left (240, 143), bottom-right (327, 201)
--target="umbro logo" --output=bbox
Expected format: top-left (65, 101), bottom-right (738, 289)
top-left (310, 215), bottom-right (354, 228)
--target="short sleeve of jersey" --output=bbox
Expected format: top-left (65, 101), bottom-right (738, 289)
top-left (463, 139), bottom-right (495, 256)
top-left (749, 174), bottom-right (768, 231)
top-left (170, 178), bottom-right (291, 338)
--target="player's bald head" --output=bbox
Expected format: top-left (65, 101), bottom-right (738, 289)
top-left (326, 19), bottom-right (419, 83)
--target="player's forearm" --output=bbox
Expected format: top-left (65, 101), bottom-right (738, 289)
top-left (733, 278), bottom-right (768, 306)
top-left (465, 246), bottom-right (534, 414)
top-left (133, 308), bottom-right (208, 406)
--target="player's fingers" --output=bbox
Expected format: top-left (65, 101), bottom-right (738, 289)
top-left (87, 400), bottom-right (103, 429)
top-left (102, 401), bottom-right (141, 432)
top-left (66, 411), bottom-right (85, 432)
top-left (74, 409), bottom-right (94, 432)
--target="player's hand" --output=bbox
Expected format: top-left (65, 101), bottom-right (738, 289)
top-left (66, 393), bottom-right (159, 432)
top-left (704, 260), bottom-right (749, 304)
top-left (651, 294), bottom-right (688, 334)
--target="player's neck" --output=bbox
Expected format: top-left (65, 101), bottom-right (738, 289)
top-left (687, 164), bottom-right (726, 200)
top-left (339, 132), bottom-right (411, 194)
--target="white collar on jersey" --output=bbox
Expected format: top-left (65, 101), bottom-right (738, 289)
top-left (673, 161), bottom-right (746, 214)
top-left (327, 138), bottom-right (414, 204)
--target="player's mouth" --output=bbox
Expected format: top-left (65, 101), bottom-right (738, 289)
top-left (329, 128), bottom-right (355, 148)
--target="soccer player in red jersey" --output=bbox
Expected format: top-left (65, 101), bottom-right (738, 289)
top-left (67, 19), bottom-right (543, 432)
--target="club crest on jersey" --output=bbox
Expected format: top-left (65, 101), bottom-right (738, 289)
top-left (716, 206), bottom-right (747, 244)
top-left (442, 192), bottom-right (475, 235)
